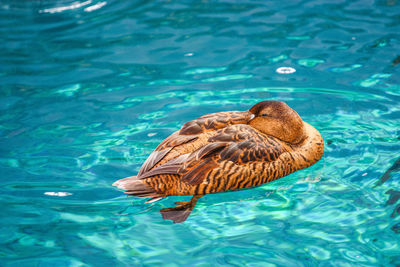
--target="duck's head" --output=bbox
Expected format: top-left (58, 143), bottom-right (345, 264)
top-left (248, 101), bottom-right (305, 144)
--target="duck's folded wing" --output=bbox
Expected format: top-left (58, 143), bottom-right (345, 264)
top-left (138, 111), bottom-right (252, 176)
top-left (178, 125), bottom-right (288, 185)
top-left (138, 125), bottom-right (288, 185)
top-left (208, 125), bottom-right (286, 164)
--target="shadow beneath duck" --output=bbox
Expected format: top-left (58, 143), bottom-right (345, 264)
top-left (160, 195), bottom-right (203, 223)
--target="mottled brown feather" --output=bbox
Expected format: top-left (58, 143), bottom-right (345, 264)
top-left (179, 111), bottom-right (252, 135)
top-left (137, 148), bottom-right (172, 176)
top-left (136, 111), bottom-right (253, 181)
top-left (137, 154), bottom-right (189, 179)
top-left (156, 132), bottom-right (198, 151)
top-left (140, 125), bottom-right (287, 188)
top-left (211, 125), bottom-right (286, 164)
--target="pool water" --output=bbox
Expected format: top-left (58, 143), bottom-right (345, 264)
top-left (1, 0), bottom-right (400, 266)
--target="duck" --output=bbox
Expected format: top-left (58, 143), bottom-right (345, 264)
top-left (113, 100), bottom-right (324, 223)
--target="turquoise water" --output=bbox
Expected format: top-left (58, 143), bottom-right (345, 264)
top-left (1, 0), bottom-right (400, 265)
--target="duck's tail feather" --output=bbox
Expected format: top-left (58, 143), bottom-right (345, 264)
top-left (113, 176), bottom-right (163, 199)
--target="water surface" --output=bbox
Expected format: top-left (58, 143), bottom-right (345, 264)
top-left (1, 0), bottom-right (400, 266)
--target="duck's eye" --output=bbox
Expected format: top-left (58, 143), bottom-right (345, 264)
top-left (261, 113), bottom-right (268, 117)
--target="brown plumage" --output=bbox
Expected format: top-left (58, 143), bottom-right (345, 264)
top-left (113, 101), bottom-right (324, 223)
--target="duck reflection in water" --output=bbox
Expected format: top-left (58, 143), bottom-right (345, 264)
top-left (113, 101), bottom-right (324, 223)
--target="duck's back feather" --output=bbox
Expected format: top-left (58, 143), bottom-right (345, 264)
top-left (179, 111), bottom-right (252, 135)
top-left (137, 111), bottom-right (252, 177)
top-left (137, 124), bottom-right (290, 194)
